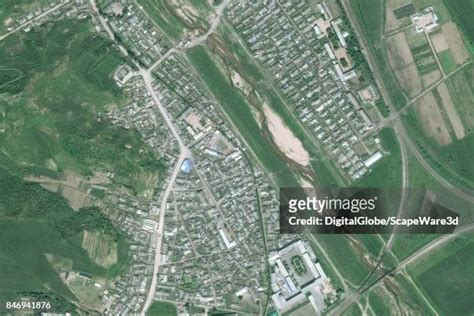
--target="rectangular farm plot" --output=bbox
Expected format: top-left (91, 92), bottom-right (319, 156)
top-left (437, 49), bottom-right (456, 73)
top-left (386, 32), bottom-right (423, 97)
top-left (430, 22), bottom-right (469, 72)
top-left (442, 22), bottom-right (469, 65)
top-left (446, 64), bottom-right (474, 130)
top-left (414, 92), bottom-right (452, 145)
top-left (417, 246), bottom-right (474, 315)
top-left (436, 82), bottom-right (465, 140)
top-left (407, 31), bottom-right (440, 77)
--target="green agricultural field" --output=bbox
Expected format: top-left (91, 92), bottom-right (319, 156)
top-left (408, 234), bottom-right (474, 277)
top-left (443, 0), bottom-right (474, 52)
top-left (415, 242), bottom-right (474, 315)
top-left (348, 0), bottom-right (381, 46)
top-left (447, 64), bottom-right (474, 131)
top-left (0, 19), bottom-right (165, 195)
top-left (147, 301), bottom-right (177, 316)
top-left (438, 50), bottom-right (456, 73)
top-left (368, 291), bottom-right (391, 315)
top-left (407, 34), bottom-right (439, 75)
top-left (185, 46), bottom-right (301, 187)
top-left (305, 235), bottom-right (344, 290)
top-left (0, 167), bottom-right (128, 304)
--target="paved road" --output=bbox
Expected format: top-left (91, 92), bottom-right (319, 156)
top-left (88, 2), bottom-right (192, 312)
top-left (140, 67), bottom-right (192, 314)
top-left (396, 222), bottom-right (474, 272)
top-left (0, 1), bottom-right (67, 41)
top-left (183, 0), bottom-right (231, 49)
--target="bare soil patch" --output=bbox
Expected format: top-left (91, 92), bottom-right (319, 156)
top-left (185, 111), bottom-right (206, 132)
top-left (385, 8), bottom-right (399, 32)
top-left (415, 92), bottom-right (452, 145)
top-left (437, 82), bottom-right (465, 140)
top-left (421, 68), bottom-right (441, 88)
top-left (3, 17), bottom-right (13, 26)
top-left (262, 103), bottom-right (310, 166)
top-left (442, 22), bottom-right (469, 65)
top-left (430, 32), bottom-right (448, 53)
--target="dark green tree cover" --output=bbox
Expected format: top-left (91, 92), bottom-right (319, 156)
top-left (15, 291), bottom-right (78, 314)
top-left (0, 167), bottom-right (123, 239)
top-left (54, 207), bottom-right (122, 240)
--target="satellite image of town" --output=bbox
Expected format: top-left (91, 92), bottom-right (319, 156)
top-left (0, 0), bottom-right (473, 315)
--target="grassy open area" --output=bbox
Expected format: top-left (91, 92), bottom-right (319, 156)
top-left (392, 273), bottom-right (436, 314)
top-left (438, 50), bottom-right (456, 73)
top-left (0, 19), bottom-right (165, 195)
top-left (147, 301), bottom-right (177, 316)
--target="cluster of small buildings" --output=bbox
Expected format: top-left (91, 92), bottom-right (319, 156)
top-left (105, 1), bottom-right (170, 67)
top-left (147, 52), bottom-right (281, 310)
top-left (92, 47), bottom-right (285, 313)
top-left (225, 0), bottom-right (385, 180)
top-left (2, 0), bottom-right (90, 35)
top-left (82, 75), bottom-right (180, 314)
top-left (7, 0), bottom-right (383, 312)
top-left (411, 6), bottom-right (438, 33)
top-left (104, 216), bottom-right (156, 314)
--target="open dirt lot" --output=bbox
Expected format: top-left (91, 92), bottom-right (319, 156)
top-left (431, 32), bottom-right (448, 53)
top-left (385, 8), bottom-right (400, 32)
top-left (421, 68), bottom-right (441, 88)
top-left (437, 82), bottom-right (465, 140)
top-left (415, 92), bottom-right (452, 145)
top-left (442, 22), bottom-right (469, 65)
top-left (386, 32), bottom-right (423, 97)
top-left (263, 103), bottom-right (310, 166)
